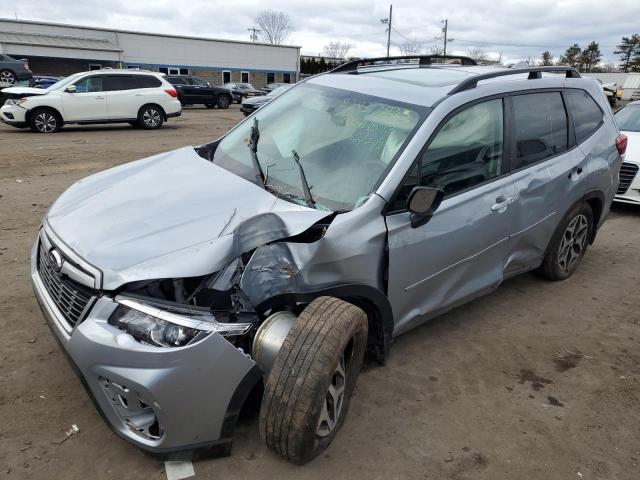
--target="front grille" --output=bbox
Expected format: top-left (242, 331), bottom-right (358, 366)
top-left (618, 162), bottom-right (639, 195)
top-left (37, 242), bottom-right (95, 328)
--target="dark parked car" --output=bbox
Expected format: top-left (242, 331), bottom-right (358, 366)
top-left (241, 84), bottom-right (292, 116)
top-left (33, 75), bottom-right (63, 89)
top-left (0, 55), bottom-right (33, 86)
top-left (166, 76), bottom-right (233, 109)
top-left (223, 82), bottom-right (266, 103)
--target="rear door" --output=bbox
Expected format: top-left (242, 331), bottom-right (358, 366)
top-left (386, 97), bottom-right (517, 335)
top-left (103, 75), bottom-right (139, 119)
top-left (62, 75), bottom-right (108, 121)
top-left (504, 90), bottom-right (590, 275)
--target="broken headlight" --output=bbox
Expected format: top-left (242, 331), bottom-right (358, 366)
top-left (109, 296), bottom-right (252, 348)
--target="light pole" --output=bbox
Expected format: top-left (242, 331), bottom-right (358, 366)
top-left (380, 4), bottom-right (393, 59)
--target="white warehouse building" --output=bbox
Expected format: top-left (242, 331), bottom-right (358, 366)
top-left (0, 19), bottom-right (300, 88)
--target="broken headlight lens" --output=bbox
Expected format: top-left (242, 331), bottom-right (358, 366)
top-left (109, 296), bottom-right (253, 348)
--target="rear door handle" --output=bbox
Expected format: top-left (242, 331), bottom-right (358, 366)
top-left (491, 196), bottom-right (514, 212)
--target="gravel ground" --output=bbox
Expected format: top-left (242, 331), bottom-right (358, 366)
top-left (0, 106), bottom-right (639, 480)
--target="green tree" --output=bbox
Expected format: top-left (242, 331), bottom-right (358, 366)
top-left (559, 44), bottom-right (581, 68)
top-left (580, 41), bottom-right (602, 72)
top-left (541, 51), bottom-right (553, 66)
top-left (614, 34), bottom-right (640, 72)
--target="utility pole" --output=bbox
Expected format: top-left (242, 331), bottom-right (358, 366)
top-left (248, 27), bottom-right (261, 43)
top-left (380, 4), bottom-right (393, 59)
top-left (442, 19), bottom-right (448, 56)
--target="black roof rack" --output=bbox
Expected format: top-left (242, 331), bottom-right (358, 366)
top-left (330, 54), bottom-right (477, 74)
top-left (448, 66), bottom-right (581, 94)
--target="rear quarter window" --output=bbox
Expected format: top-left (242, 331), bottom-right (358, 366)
top-left (134, 75), bottom-right (162, 88)
top-left (565, 89), bottom-right (603, 143)
top-left (512, 92), bottom-right (568, 169)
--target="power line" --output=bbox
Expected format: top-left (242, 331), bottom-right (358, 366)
top-left (248, 27), bottom-right (261, 43)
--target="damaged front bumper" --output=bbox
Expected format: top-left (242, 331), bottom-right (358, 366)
top-left (30, 237), bottom-right (261, 455)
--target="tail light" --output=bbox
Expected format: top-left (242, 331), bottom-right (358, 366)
top-left (616, 133), bottom-right (628, 156)
top-left (164, 88), bottom-right (177, 98)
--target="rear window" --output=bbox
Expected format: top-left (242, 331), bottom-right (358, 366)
top-left (512, 92), bottom-right (568, 169)
top-left (103, 75), bottom-right (161, 90)
top-left (614, 105), bottom-right (640, 132)
top-left (565, 89), bottom-right (603, 142)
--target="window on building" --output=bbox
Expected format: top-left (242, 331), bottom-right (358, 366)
top-left (283, 73), bottom-right (291, 83)
top-left (512, 92), bottom-right (568, 169)
top-left (241, 71), bottom-right (249, 83)
top-left (267, 72), bottom-right (275, 84)
top-left (179, 68), bottom-right (189, 76)
top-left (168, 67), bottom-right (180, 75)
top-left (88, 64), bottom-right (102, 71)
top-left (159, 67), bottom-right (169, 75)
top-left (565, 89), bottom-right (604, 143)
top-left (223, 70), bottom-right (231, 84)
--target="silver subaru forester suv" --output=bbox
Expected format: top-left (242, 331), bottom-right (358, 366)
top-left (31, 55), bottom-right (626, 464)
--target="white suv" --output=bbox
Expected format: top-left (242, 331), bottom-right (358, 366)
top-left (0, 69), bottom-right (181, 133)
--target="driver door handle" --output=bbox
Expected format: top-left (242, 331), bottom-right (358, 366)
top-left (491, 196), bottom-right (514, 212)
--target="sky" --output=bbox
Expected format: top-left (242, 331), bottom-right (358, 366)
top-left (1, 0), bottom-right (639, 66)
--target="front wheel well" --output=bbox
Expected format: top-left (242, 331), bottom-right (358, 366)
top-left (26, 106), bottom-right (63, 123)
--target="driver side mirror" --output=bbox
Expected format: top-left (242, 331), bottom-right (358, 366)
top-left (65, 85), bottom-right (76, 93)
top-left (407, 186), bottom-right (444, 228)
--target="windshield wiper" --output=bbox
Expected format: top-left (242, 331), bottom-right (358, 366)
top-left (248, 117), bottom-right (266, 188)
top-left (291, 149), bottom-right (316, 209)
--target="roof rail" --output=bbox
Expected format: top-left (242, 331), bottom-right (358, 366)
top-left (448, 66), bottom-right (580, 94)
top-left (330, 54), bottom-right (477, 74)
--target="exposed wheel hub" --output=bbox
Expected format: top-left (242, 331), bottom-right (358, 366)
top-left (557, 214), bottom-right (589, 272)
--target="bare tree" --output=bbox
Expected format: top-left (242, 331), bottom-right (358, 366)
top-left (255, 10), bottom-right (293, 45)
top-left (428, 44), bottom-right (443, 55)
top-left (323, 41), bottom-right (352, 60)
top-left (467, 48), bottom-right (488, 61)
top-left (398, 39), bottom-right (422, 56)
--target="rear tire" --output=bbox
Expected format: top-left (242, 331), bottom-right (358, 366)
top-left (259, 297), bottom-right (368, 465)
top-left (138, 105), bottom-right (164, 130)
top-left (29, 108), bottom-right (61, 133)
top-left (216, 94), bottom-right (231, 109)
top-left (537, 202), bottom-right (593, 281)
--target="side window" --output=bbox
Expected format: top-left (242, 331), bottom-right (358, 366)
top-left (389, 99), bottom-right (504, 211)
top-left (132, 75), bottom-right (162, 88)
top-left (170, 77), bottom-right (187, 85)
top-left (565, 89), bottom-right (603, 143)
top-left (512, 92), bottom-right (568, 169)
top-left (103, 75), bottom-right (134, 91)
top-left (74, 76), bottom-right (103, 93)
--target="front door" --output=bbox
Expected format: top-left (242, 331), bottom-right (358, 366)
top-left (386, 97), bottom-right (517, 335)
top-left (62, 75), bottom-right (108, 121)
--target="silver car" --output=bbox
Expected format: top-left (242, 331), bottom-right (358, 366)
top-left (31, 55), bottom-right (625, 464)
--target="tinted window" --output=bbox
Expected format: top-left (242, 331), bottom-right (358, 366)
top-left (169, 77), bottom-right (187, 85)
top-left (133, 75), bottom-right (162, 88)
top-left (614, 105), bottom-right (640, 132)
top-left (191, 77), bottom-right (208, 86)
top-left (390, 99), bottom-right (503, 211)
top-left (566, 89), bottom-right (603, 142)
top-left (512, 92), bottom-right (568, 168)
top-left (74, 76), bottom-right (103, 93)
top-left (103, 75), bottom-right (134, 91)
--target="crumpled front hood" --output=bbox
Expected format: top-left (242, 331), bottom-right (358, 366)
top-left (46, 147), bottom-right (330, 289)
top-left (2, 86), bottom-right (48, 96)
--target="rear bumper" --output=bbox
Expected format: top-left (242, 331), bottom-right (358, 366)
top-left (166, 111), bottom-right (181, 119)
top-left (30, 234), bottom-right (260, 455)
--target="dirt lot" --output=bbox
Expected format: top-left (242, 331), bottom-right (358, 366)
top-left (1, 106), bottom-right (639, 480)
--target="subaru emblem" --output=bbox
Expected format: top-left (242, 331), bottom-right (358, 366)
top-left (49, 249), bottom-right (63, 272)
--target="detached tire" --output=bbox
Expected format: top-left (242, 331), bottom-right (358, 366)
top-left (537, 202), bottom-right (593, 281)
top-left (259, 297), bottom-right (368, 464)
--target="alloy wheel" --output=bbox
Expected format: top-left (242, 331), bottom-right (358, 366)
top-left (316, 353), bottom-right (346, 438)
top-left (0, 70), bottom-right (16, 86)
top-left (142, 108), bottom-right (161, 127)
top-left (34, 112), bottom-right (57, 133)
top-left (557, 214), bottom-right (589, 272)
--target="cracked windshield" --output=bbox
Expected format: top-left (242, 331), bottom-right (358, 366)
top-left (212, 82), bottom-right (425, 211)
